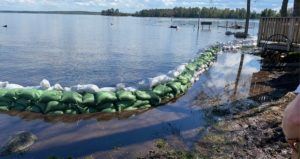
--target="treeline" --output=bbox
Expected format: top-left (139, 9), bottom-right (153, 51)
top-left (101, 8), bottom-right (130, 16)
top-left (134, 7), bottom-right (260, 19)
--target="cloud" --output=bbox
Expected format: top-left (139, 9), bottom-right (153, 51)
top-left (0, 0), bottom-right (293, 12)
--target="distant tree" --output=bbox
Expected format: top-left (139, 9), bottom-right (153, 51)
top-left (261, 9), bottom-right (278, 17)
top-left (281, 0), bottom-right (289, 16)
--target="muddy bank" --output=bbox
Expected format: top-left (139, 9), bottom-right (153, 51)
top-left (140, 52), bottom-right (299, 159)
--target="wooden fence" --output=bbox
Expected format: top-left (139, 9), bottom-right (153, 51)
top-left (258, 17), bottom-right (300, 51)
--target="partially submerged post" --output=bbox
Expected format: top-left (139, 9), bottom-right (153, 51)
top-left (244, 0), bottom-right (251, 36)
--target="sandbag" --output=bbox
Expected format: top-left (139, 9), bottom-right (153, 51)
top-left (14, 99), bottom-right (30, 107)
top-left (116, 91), bottom-right (136, 102)
top-left (116, 101), bottom-right (135, 111)
top-left (11, 105), bottom-right (26, 111)
top-left (39, 90), bottom-right (62, 103)
top-left (86, 107), bottom-right (98, 113)
top-left (95, 91), bottom-right (117, 105)
top-left (45, 101), bottom-right (67, 113)
top-left (131, 100), bottom-right (150, 108)
top-left (99, 87), bottom-right (116, 92)
top-left (18, 89), bottom-right (42, 101)
top-left (47, 111), bottom-right (64, 115)
top-left (139, 105), bottom-right (151, 109)
top-left (34, 103), bottom-right (47, 114)
top-left (26, 106), bottom-right (41, 113)
top-left (124, 106), bottom-right (138, 111)
top-left (152, 84), bottom-right (172, 97)
top-left (166, 82), bottom-right (182, 95)
top-left (61, 91), bottom-right (82, 104)
top-left (0, 106), bottom-right (9, 111)
top-left (76, 105), bottom-right (89, 114)
top-left (40, 79), bottom-right (51, 90)
top-left (70, 84), bottom-right (100, 93)
top-left (148, 75), bottom-right (173, 88)
top-left (5, 84), bottom-right (23, 89)
top-left (101, 108), bottom-right (116, 113)
top-left (3, 89), bottom-right (20, 100)
top-left (135, 91), bottom-right (152, 100)
top-left (97, 102), bottom-right (115, 110)
top-left (64, 109), bottom-right (77, 115)
top-left (0, 82), bottom-right (8, 88)
top-left (82, 93), bottom-right (95, 105)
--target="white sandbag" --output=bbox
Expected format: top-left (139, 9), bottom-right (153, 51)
top-left (0, 81), bottom-right (8, 88)
top-left (71, 84), bottom-right (100, 93)
top-left (64, 87), bottom-right (71, 91)
top-left (53, 83), bottom-right (64, 91)
top-left (40, 79), bottom-right (51, 90)
top-left (124, 87), bottom-right (137, 92)
top-left (168, 70), bottom-right (181, 78)
top-left (148, 75), bottom-right (173, 88)
top-left (5, 83), bottom-right (24, 89)
top-left (99, 87), bottom-right (116, 92)
top-left (116, 83), bottom-right (126, 90)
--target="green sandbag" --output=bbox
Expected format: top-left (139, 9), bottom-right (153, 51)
top-left (26, 106), bottom-right (41, 113)
top-left (34, 103), bottom-right (47, 114)
top-left (14, 98), bottom-right (30, 107)
top-left (136, 91), bottom-right (160, 106)
top-left (116, 101), bottom-right (135, 111)
top-left (139, 104), bottom-right (152, 109)
top-left (61, 91), bottom-right (82, 104)
top-left (0, 106), bottom-right (9, 111)
top-left (82, 93), bottom-right (95, 105)
top-left (0, 101), bottom-right (11, 107)
top-left (186, 63), bottom-right (197, 71)
top-left (47, 111), bottom-right (64, 115)
top-left (135, 91), bottom-right (152, 100)
top-left (124, 106), bottom-right (138, 111)
top-left (11, 105), bottom-right (26, 111)
top-left (101, 108), bottom-right (116, 113)
top-left (116, 91), bottom-right (136, 102)
top-left (86, 107), bottom-right (98, 113)
top-left (4, 89), bottom-right (20, 100)
top-left (180, 84), bottom-right (189, 93)
top-left (97, 102), bottom-right (114, 110)
top-left (18, 89), bottom-right (42, 101)
top-left (76, 105), bottom-right (88, 114)
top-left (152, 84), bottom-right (172, 97)
top-left (0, 89), bottom-right (8, 101)
top-left (95, 91), bottom-right (117, 105)
top-left (64, 109), bottom-right (77, 115)
top-left (131, 100), bottom-right (150, 108)
top-left (45, 101), bottom-right (67, 113)
top-left (166, 82), bottom-right (182, 95)
top-left (39, 90), bottom-right (62, 103)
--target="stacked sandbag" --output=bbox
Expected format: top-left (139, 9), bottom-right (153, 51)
top-left (0, 45), bottom-right (221, 115)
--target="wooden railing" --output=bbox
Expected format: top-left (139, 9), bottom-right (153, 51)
top-left (258, 17), bottom-right (300, 50)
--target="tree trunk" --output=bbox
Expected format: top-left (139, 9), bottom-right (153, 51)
top-left (281, 0), bottom-right (289, 17)
top-left (244, 0), bottom-right (251, 35)
top-left (294, 0), bottom-right (300, 16)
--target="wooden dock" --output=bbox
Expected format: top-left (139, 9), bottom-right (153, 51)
top-left (258, 17), bottom-right (300, 51)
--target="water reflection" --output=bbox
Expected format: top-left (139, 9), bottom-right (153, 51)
top-left (0, 52), bottom-right (262, 159)
top-left (0, 14), bottom-right (258, 87)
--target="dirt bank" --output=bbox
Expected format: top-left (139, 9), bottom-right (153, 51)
top-left (140, 52), bottom-right (300, 159)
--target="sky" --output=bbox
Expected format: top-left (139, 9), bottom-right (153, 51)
top-left (0, 0), bottom-right (295, 13)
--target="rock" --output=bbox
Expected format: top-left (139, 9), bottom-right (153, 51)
top-left (0, 131), bottom-right (38, 156)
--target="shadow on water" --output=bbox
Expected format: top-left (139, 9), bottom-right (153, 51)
top-left (0, 52), bottom-right (267, 159)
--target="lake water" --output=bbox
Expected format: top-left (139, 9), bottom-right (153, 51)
top-left (0, 13), bottom-right (258, 87)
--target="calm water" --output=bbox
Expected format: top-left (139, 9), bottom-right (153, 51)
top-left (0, 52), bottom-right (262, 158)
top-left (0, 13), bottom-right (258, 87)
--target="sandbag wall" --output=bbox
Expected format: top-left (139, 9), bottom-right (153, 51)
top-left (0, 46), bottom-right (220, 115)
